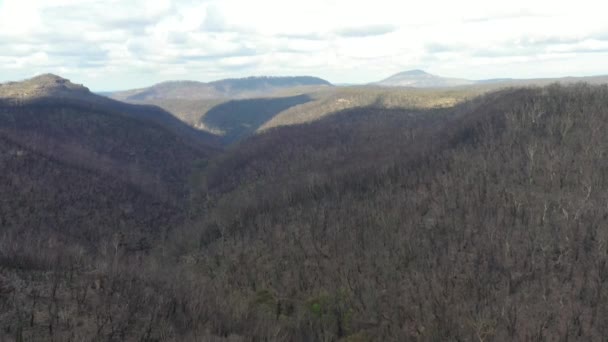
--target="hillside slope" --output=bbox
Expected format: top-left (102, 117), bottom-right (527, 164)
top-left (188, 83), bottom-right (608, 340)
top-left (4, 83), bottom-right (608, 341)
top-left (0, 74), bottom-right (219, 250)
top-left (201, 94), bottom-right (313, 144)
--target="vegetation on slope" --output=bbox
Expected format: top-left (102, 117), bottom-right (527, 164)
top-left (201, 94), bottom-right (312, 144)
top-left (185, 83), bottom-right (608, 340)
top-left (258, 85), bottom-right (479, 131)
top-left (4, 83), bottom-right (608, 341)
top-left (0, 76), bottom-right (219, 297)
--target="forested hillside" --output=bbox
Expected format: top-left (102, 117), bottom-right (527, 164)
top-left (0, 75), bottom-right (219, 319)
top-left (195, 83), bottom-right (608, 340)
top-left (3, 83), bottom-right (608, 341)
top-left (201, 94), bottom-right (313, 144)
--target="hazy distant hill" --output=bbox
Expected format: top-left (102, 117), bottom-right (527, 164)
top-left (375, 69), bottom-right (476, 87)
top-left (376, 69), bottom-right (608, 88)
top-left (109, 76), bottom-right (332, 102)
top-left (477, 74), bottom-right (608, 87)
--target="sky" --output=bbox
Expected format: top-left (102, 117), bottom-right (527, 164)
top-left (1, 0), bottom-right (608, 90)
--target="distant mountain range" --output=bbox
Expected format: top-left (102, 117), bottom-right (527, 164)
top-left (10, 71), bottom-right (608, 151)
top-left (109, 76), bottom-right (332, 102)
top-left (375, 69), bottom-right (608, 88)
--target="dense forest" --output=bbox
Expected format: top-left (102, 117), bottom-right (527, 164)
top-left (2, 83), bottom-right (608, 341)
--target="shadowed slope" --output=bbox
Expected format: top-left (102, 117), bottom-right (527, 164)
top-left (0, 74), bottom-right (220, 248)
top-left (201, 94), bottom-right (312, 144)
top-left (192, 83), bottom-right (608, 340)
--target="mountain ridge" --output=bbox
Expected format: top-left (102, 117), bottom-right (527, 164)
top-left (109, 75), bottom-right (332, 102)
top-left (375, 69), bottom-right (608, 88)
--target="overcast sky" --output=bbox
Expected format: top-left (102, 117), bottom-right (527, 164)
top-left (1, 0), bottom-right (607, 90)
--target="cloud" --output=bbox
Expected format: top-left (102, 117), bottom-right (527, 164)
top-left (172, 47), bottom-right (259, 62)
top-left (463, 9), bottom-right (547, 23)
top-left (425, 43), bottom-right (463, 54)
top-left (0, 0), bottom-right (608, 89)
top-left (278, 32), bottom-right (325, 41)
top-left (335, 25), bottom-right (397, 38)
top-left (202, 4), bottom-right (227, 32)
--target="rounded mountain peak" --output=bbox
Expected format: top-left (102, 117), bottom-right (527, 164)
top-left (0, 73), bottom-right (90, 99)
top-left (31, 73), bottom-right (68, 82)
top-left (399, 69), bottom-right (432, 76)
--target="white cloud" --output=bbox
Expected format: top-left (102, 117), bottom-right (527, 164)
top-left (0, 0), bottom-right (607, 89)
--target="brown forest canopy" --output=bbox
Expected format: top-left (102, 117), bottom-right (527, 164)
top-left (2, 83), bottom-right (608, 341)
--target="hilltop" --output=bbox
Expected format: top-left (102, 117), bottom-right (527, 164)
top-left (0, 74), bottom-right (93, 100)
top-left (375, 69), bottom-right (475, 87)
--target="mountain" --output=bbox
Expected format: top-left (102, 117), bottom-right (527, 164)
top-left (0, 73), bottom-right (92, 99)
top-left (257, 85), bottom-right (477, 131)
top-left (0, 74), bottom-right (219, 249)
top-left (4, 80), bottom-right (608, 340)
top-left (375, 69), bottom-right (476, 87)
top-left (109, 76), bottom-right (332, 102)
top-left (193, 83), bottom-right (608, 341)
top-left (477, 74), bottom-right (608, 87)
top-left (376, 69), bottom-right (608, 88)
top-left (1, 74), bottom-right (219, 144)
top-left (107, 84), bottom-right (478, 144)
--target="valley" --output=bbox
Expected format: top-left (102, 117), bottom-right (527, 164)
top-left (3, 0), bottom-right (608, 339)
top-left (103, 70), bottom-right (608, 145)
top-left (2, 71), bottom-right (608, 340)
